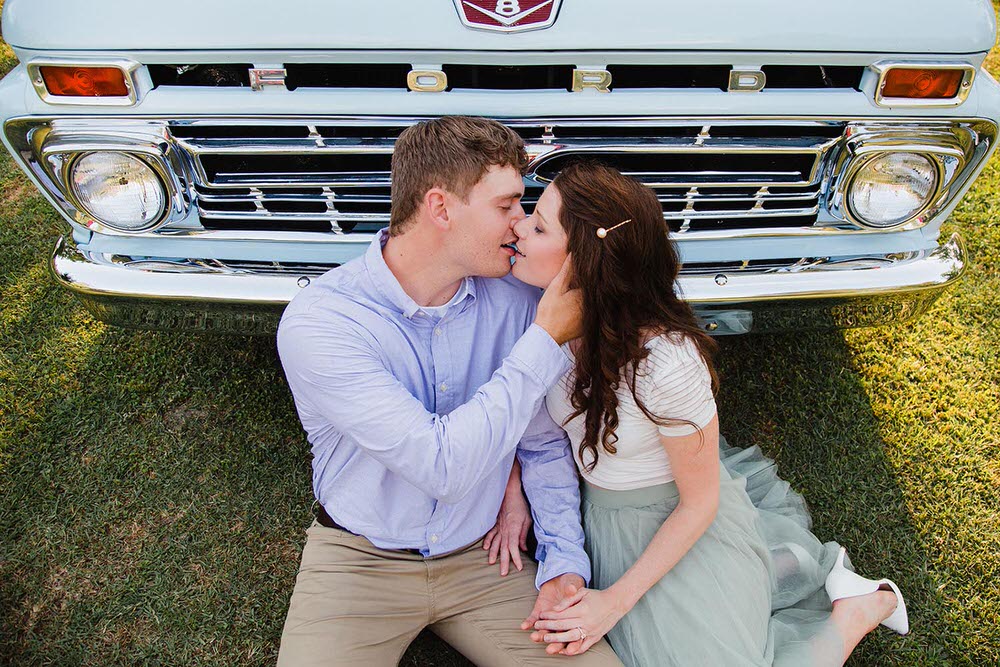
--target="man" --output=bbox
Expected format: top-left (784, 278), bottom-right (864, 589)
top-left (276, 116), bottom-right (622, 666)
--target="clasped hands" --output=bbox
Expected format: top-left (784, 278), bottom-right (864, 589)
top-left (522, 574), bottom-right (627, 656)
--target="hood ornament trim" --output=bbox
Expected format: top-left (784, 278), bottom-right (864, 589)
top-left (454, 0), bottom-right (563, 33)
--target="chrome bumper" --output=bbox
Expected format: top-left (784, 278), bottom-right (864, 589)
top-left (50, 234), bottom-right (967, 335)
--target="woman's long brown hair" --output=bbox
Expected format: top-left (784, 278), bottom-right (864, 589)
top-left (553, 161), bottom-right (719, 472)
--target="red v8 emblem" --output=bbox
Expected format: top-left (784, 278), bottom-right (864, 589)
top-left (454, 0), bottom-right (563, 33)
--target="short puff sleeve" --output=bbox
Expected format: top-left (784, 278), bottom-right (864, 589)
top-left (635, 333), bottom-right (717, 437)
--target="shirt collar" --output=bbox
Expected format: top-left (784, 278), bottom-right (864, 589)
top-left (365, 228), bottom-right (477, 319)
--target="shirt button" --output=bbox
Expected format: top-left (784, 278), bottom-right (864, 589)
top-left (430, 534), bottom-right (439, 544)
top-left (434, 327), bottom-right (443, 336)
top-left (439, 383), bottom-right (448, 392)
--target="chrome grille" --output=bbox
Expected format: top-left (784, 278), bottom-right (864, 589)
top-left (170, 120), bottom-right (844, 236)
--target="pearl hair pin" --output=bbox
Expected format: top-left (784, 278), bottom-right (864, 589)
top-left (596, 218), bottom-right (633, 239)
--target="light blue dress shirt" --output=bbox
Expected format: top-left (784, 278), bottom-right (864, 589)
top-left (277, 230), bottom-right (590, 587)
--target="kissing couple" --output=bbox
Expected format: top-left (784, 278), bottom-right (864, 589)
top-left (275, 116), bottom-right (908, 666)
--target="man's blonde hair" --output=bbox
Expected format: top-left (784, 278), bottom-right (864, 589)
top-left (389, 116), bottom-right (528, 236)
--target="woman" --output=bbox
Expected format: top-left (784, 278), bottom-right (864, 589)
top-left (488, 162), bottom-right (907, 666)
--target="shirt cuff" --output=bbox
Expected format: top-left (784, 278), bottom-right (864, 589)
top-left (509, 324), bottom-right (572, 390)
top-left (534, 551), bottom-right (592, 589)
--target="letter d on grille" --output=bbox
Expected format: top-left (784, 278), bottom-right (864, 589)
top-left (729, 69), bottom-right (766, 92)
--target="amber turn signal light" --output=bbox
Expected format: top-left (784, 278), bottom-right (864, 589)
top-left (882, 68), bottom-right (964, 99)
top-left (39, 66), bottom-right (129, 97)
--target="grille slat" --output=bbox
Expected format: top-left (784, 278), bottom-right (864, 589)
top-left (202, 210), bottom-right (390, 223)
top-left (171, 120), bottom-right (844, 237)
top-left (218, 260), bottom-right (341, 275)
top-left (210, 172), bottom-right (393, 188)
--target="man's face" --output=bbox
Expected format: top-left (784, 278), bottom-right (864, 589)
top-left (446, 165), bottom-right (525, 278)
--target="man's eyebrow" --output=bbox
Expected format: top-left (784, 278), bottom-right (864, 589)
top-left (494, 191), bottom-right (524, 202)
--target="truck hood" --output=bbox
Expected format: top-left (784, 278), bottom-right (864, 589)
top-left (4, 0), bottom-right (996, 54)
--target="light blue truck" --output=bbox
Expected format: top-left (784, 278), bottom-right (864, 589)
top-left (1, 0), bottom-right (998, 334)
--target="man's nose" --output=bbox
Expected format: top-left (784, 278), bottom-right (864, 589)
top-left (511, 213), bottom-right (527, 237)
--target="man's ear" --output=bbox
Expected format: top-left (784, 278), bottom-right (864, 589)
top-left (424, 187), bottom-right (451, 231)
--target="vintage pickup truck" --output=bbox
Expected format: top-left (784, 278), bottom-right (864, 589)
top-left (1, 0), bottom-right (997, 334)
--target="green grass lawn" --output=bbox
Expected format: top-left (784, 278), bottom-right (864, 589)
top-left (3, 13), bottom-right (1000, 667)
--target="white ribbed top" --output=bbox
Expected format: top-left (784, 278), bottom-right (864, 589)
top-left (545, 333), bottom-right (717, 490)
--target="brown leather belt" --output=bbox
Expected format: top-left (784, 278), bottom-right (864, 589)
top-left (315, 504), bottom-right (423, 556)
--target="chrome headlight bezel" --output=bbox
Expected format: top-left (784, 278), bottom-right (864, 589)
top-left (842, 150), bottom-right (947, 229)
top-left (24, 122), bottom-right (190, 235)
top-left (825, 122), bottom-right (991, 232)
top-left (65, 151), bottom-right (169, 232)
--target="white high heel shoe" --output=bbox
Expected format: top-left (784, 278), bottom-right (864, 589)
top-left (824, 547), bottom-right (909, 635)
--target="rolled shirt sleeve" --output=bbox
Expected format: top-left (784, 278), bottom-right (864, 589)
top-left (518, 406), bottom-right (590, 588)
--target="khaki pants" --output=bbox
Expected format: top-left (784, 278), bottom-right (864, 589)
top-left (277, 521), bottom-right (624, 667)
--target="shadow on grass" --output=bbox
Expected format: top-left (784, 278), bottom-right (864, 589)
top-left (716, 331), bottom-right (959, 666)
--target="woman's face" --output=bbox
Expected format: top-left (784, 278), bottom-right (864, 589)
top-left (510, 183), bottom-right (569, 289)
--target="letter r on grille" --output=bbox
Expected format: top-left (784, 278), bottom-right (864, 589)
top-left (572, 69), bottom-right (612, 93)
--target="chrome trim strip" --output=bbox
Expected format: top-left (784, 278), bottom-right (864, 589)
top-left (208, 173), bottom-right (393, 188)
top-left (50, 234), bottom-right (967, 334)
top-left (177, 136), bottom-right (833, 154)
top-left (26, 58), bottom-right (143, 107)
top-left (198, 210), bottom-right (388, 223)
top-left (175, 139), bottom-right (399, 154)
top-left (871, 61), bottom-right (976, 108)
top-left (195, 191), bottom-right (392, 203)
top-left (151, 229), bottom-right (374, 243)
top-left (192, 207), bottom-right (820, 226)
top-left (668, 205), bottom-right (820, 221)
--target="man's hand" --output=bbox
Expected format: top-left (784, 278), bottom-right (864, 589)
top-left (533, 587), bottom-right (628, 656)
top-left (521, 573), bottom-right (586, 655)
top-left (534, 255), bottom-right (582, 346)
top-left (483, 479), bottom-right (532, 576)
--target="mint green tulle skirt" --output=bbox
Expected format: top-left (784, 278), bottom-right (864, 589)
top-left (582, 436), bottom-right (846, 667)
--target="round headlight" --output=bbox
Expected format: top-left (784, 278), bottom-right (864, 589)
top-left (847, 152), bottom-right (938, 228)
top-left (69, 151), bottom-right (167, 231)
